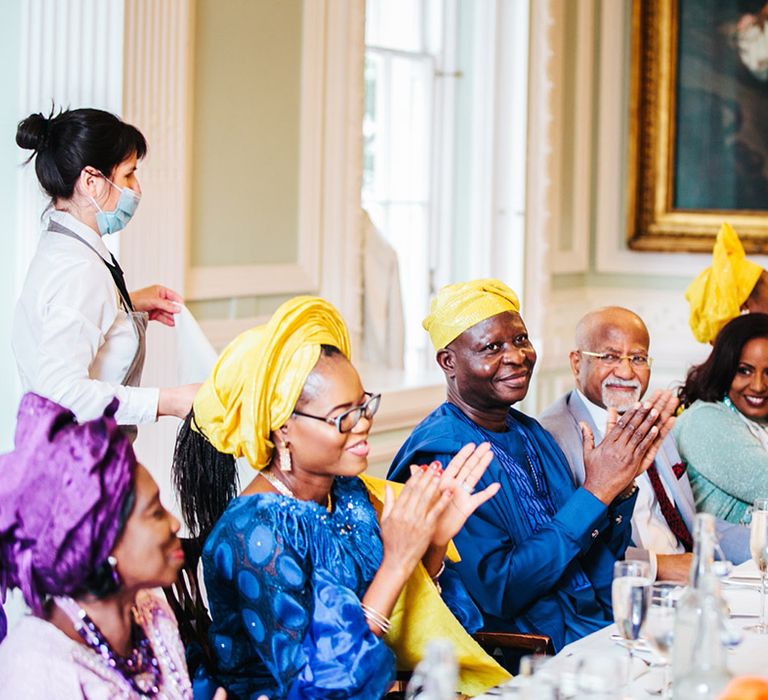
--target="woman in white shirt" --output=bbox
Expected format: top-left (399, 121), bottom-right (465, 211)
top-left (13, 108), bottom-right (197, 434)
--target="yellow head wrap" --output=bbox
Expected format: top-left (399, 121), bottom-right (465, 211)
top-left (192, 296), bottom-right (351, 468)
top-left (422, 278), bottom-right (521, 350)
top-left (686, 223), bottom-right (763, 344)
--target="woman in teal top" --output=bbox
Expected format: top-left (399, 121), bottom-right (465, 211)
top-left (675, 313), bottom-right (768, 524)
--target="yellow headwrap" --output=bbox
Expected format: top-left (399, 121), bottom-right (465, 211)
top-left (423, 278), bottom-right (521, 350)
top-left (686, 223), bottom-right (763, 344)
top-left (192, 296), bottom-right (351, 468)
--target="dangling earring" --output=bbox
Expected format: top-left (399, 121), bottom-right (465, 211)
top-left (107, 555), bottom-right (121, 588)
top-left (280, 443), bottom-right (292, 472)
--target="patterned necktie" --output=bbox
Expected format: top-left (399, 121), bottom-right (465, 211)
top-left (106, 254), bottom-right (134, 312)
top-left (645, 463), bottom-right (693, 552)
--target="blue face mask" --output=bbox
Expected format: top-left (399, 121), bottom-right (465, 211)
top-left (89, 174), bottom-right (141, 235)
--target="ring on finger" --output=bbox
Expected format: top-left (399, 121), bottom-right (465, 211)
top-left (461, 482), bottom-right (474, 494)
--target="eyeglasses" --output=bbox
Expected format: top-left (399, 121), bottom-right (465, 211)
top-left (579, 350), bottom-right (653, 368)
top-left (292, 392), bottom-right (381, 433)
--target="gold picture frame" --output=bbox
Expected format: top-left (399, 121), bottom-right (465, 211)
top-left (627, 0), bottom-right (768, 253)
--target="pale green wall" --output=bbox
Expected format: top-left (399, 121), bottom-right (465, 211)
top-left (0, 0), bottom-right (21, 450)
top-left (189, 0), bottom-right (302, 270)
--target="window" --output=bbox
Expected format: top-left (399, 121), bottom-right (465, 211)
top-left (363, 0), bottom-right (456, 370)
top-left (362, 0), bottom-right (529, 370)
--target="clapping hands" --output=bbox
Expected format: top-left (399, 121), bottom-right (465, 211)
top-left (408, 442), bottom-right (500, 547)
top-left (581, 389), bottom-right (678, 504)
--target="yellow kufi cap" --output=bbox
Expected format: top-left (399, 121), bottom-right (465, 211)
top-left (191, 296), bottom-right (351, 469)
top-left (686, 223), bottom-right (763, 344)
top-left (422, 278), bottom-right (520, 350)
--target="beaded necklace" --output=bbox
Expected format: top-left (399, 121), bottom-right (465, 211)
top-left (55, 595), bottom-right (190, 698)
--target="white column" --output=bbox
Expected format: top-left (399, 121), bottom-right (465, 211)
top-left (120, 0), bottom-right (194, 513)
top-left (6, 0), bottom-right (125, 633)
top-left (15, 0), bottom-right (125, 302)
top-left (319, 0), bottom-right (366, 352)
top-left (522, 0), bottom-right (556, 413)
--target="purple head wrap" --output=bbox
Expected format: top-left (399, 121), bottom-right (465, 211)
top-left (0, 394), bottom-right (135, 637)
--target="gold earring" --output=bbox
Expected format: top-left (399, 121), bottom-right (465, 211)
top-left (280, 444), bottom-right (292, 472)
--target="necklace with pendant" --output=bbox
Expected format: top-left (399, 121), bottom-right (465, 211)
top-left (261, 469), bottom-right (332, 512)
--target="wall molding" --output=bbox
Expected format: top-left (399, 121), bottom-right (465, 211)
top-left (186, 0), bottom-right (325, 301)
top-left (318, 0), bottom-right (366, 350)
top-left (490, 0), bottom-right (529, 292)
top-left (186, 0), bottom-right (367, 354)
top-left (199, 315), bottom-right (270, 352)
top-left (523, 0), bottom-right (554, 349)
top-left (15, 0), bottom-right (125, 305)
top-left (120, 0), bottom-right (195, 505)
top-left (550, 0), bottom-right (592, 274)
top-left (188, 263), bottom-right (318, 300)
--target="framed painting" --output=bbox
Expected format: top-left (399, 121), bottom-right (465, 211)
top-left (627, 0), bottom-right (768, 252)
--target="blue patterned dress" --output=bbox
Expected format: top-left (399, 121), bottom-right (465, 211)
top-left (198, 475), bottom-right (482, 699)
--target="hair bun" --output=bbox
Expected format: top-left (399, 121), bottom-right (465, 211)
top-left (16, 113), bottom-right (50, 152)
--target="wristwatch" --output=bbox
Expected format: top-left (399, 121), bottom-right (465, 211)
top-left (616, 481), bottom-right (638, 502)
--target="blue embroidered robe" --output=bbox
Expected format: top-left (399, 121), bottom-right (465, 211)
top-left (388, 402), bottom-right (637, 652)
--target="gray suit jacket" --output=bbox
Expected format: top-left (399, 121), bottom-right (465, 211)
top-left (539, 391), bottom-right (749, 565)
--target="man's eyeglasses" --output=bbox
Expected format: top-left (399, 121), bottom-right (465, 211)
top-left (579, 351), bottom-right (653, 368)
top-left (292, 392), bottom-right (382, 433)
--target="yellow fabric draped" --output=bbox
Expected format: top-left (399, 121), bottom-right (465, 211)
top-left (686, 223), bottom-right (763, 344)
top-left (359, 474), bottom-right (512, 697)
top-left (423, 278), bottom-right (520, 350)
top-left (191, 296), bottom-right (351, 469)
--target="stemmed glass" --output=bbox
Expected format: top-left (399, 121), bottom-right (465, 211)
top-left (642, 582), bottom-right (678, 698)
top-left (612, 560), bottom-right (652, 693)
top-left (747, 497), bottom-right (768, 634)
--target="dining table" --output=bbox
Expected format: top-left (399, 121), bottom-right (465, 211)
top-left (474, 559), bottom-right (768, 699)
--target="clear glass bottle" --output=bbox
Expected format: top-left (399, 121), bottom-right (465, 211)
top-left (671, 513), bottom-right (731, 699)
top-left (405, 639), bottom-right (457, 700)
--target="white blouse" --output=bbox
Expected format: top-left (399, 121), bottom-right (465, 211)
top-left (13, 210), bottom-right (158, 425)
top-left (0, 592), bottom-right (191, 699)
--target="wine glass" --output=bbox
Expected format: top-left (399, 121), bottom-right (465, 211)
top-left (612, 560), bottom-right (652, 693)
top-left (642, 581), bottom-right (678, 698)
top-left (747, 497), bottom-right (768, 634)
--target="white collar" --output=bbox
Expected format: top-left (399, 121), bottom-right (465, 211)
top-left (575, 388), bottom-right (610, 439)
top-left (48, 210), bottom-right (112, 264)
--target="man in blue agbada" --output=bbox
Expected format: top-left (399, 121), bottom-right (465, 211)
top-left (388, 279), bottom-right (678, 651)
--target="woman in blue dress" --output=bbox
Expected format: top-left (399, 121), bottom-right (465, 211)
top-left (172, 296), bottom-right (508, 699)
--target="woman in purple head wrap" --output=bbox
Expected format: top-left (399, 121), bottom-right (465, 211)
top-left (0, 393), bottom-right (218, 699)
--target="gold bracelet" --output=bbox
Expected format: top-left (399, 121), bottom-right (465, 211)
top-left (616, 481), bottom-right (638, 502)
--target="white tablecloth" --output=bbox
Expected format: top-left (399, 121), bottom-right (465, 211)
top-left (475, 560), bottom-right (768, 698)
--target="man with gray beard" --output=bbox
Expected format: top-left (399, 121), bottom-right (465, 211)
top-left (540, 307), bottom-right (749, 581)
